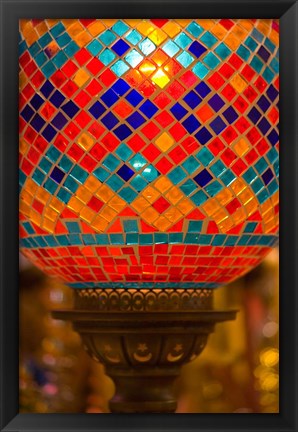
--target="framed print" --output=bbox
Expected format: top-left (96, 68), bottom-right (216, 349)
top-left (0, 0), bottom-right (297, 431)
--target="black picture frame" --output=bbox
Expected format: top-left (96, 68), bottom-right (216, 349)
top-left (1, 0), bottom-right (297, 431)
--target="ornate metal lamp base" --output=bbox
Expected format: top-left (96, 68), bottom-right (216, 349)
top-left (52, 289), bottom-right (236, 413)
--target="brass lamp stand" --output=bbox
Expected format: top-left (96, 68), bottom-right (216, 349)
top-left (53, 288), bottom-right (236, 413)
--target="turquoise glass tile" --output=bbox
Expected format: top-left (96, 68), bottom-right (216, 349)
top-left (93, 167), bottom-right (110, 182)
top-left (102, 154), bottom-right (121, 171)
top-left (52, 51), bottom-right (67, 68)
top-left (250, 55), bottom-right (263, 73)
top-left (98, 48), bottom-right (116, 66)
top-left (99, 30), bottom-right (117, 46)
top-left (205, 180), bottom-right (223, 197)
top-left (46, 145), bottom-right (60, 163)
top-left (57, 188), bottom-right (71, 203)
top-left (56, 32), bottom-right (71, 48)
top-left (44, 177), bottom-right (58, 193)
top-left (200, 31), bottom-right (217, 48)
top-left (115, 143), bottom-right (133, 161)
top-left (129, 153), bottom-right (147, 170)
top-left (237, 45), bottom-right (250, 61)
top-left (162, 40), bottom-right (180, 57)
top-left (168, 166), bottom-right (187, 184)
top-left (41, 61), bottom-right (56, 79)
top-left (190, 190), bottom-right (208, 205)
top-left (138, 38), bottom-right (156, 55)
top-left (210, 160), bottom-right (226, 177)
top-left (64, 41), bottom-right (80, 56)
top-left (112, 20), bottom-right (130, 36)
top-left (106, 174), bottom-right (124, 191)
top-left (118, 186), bottom-right (138, 203)
top-left (125, 49), bottom-right (144, 67)
top-left (197, 147), bottom-right (214, 166)
top-left (186, 21), bottom-right (204, 38)
top-left (111, 60), bottom-right (130, 76)
top-left (123, 219), bottom-right (139, 233)
top-left (176, 51), bottom-right (194, 67)
top-left (219, 169), bottom-right (236, 186)
top-left (263, 66), bottom-right (274, 83)
top-left (214, 42), bottom-right (231, 60)
top-left (203, 52), bottom-right (220, 69)
top-left (87, 39), bottom-right (103, 56)
top-left (174, 32), bottom-right (192, 49)
top-left (182, 156), bottom-right (200, 174)
top-left (142, 165), bottom-right (159, 182)
top-left (188, 220), bottom-right (203, 232)
top-left (125, 29), bottom-right (142, 45)
top-left (245, 36), bottom-right (258, 51)
top-left (130, 175), bottom-right (147, 191)
top-left (180, 179), bottom-right (197, 196)
top-left (192, 62), bottom-right (209, 79)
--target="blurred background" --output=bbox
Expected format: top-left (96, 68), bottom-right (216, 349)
top-left (19, 248), bottom-right (279, 414)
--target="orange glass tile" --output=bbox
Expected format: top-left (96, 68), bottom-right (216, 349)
top-left (139, 60), bottom-right (156, 77)
top-left (113, 100), bottom-right (133, 118)
top-left (150, 49), bottom-right (169, 67)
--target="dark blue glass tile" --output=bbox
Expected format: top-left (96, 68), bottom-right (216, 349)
top-left (101, 89), bottom-right (119, 107)
top-left (125, 89), bottom-right (143, 106)
top-left (31, 114), bottom-right (45, 132)
top-left (126, 111), bottom-right (146, 128)
top-left (139, 100), bottom-right (158, 118)
top-left (21, 105), bottom-right (34, 121)
top-left (248, 107), bottom-right (262, 124)
top-left (51, 112), bottom-right (68, 130)
top-left (50, 166), bottom-right (65, 183)
top-left (101, 112), bottom-right (119, 129)
top-left (170, 102), bottom-right (188, 120)
top-left (257, 117), bottom-right (271, 134)
top-left (257, 45), bottom-right (270, 62)
top-left (188, 41), bottom-right (207, 58)
top-left (267, 128), bottom-right (279, 146)
top-left (111, 78), bottom-right (130, 96)
top-left (40, 80), bottom-right (54, 98)
top-left (111, 39), bottom-right (130, 55)
top-left (113, 124), bottom-right (132, 140)
top-left (195, 127), bottom-right (213, 145)
top-left (257, 95), bottom-right (271, 112)
top-left (182, 114), bottom-right (200, 133)
top-left (42, 124), bottom-right (57, 142)
top-left (30, 94), bottom-right (44, 110)
top-left (117, 164), bottom-right (134, 181)
top-left (209, 116), bottom-right (227, 134)
top-left (49, 90), bottom-right (65, 108)
top-left (61, 100), bottom-right (79, 118)
top-left (222, 106), bottom-right (238, 124)
top-left (183, 91), bottom-right (202, 109)
top-left (208, 94), bottom-right (225, 112)
top-left (194, 81), bottom-right (211, 98)
top-left (262, 167), bottom-right (274, 185)
top-left (194, 168), bottom-right (213, 187)
top-left (89, 101), bottom-right (106, 119)
top-left (266, 84), bottom-right (278, 102)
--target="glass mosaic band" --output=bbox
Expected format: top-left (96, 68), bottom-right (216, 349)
top-left (19, 19), bottom-right (279, 290)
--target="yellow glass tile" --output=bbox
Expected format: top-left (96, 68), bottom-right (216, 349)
top-left (20, 190), bottom-right (32, 205)
top-left (76, 186), bottom-right (92, 204)
top-left (25, 178), bottom-right (38, 196)
top-left (238, 188), bottom-right (254, 205)
top-left (154, 176), bottom-right (172, 193)
top-left (42, 218), bottom-right (55, 233)
top-left (176, 198), bottom-right (194, 215)
top-left (154, 215), bottom-right (171, 231)
top-left (67, 196), bottom-right (84, 213)
top-left (91, 215), bottom-right (109, 232)
top-left (73, 68), bottom-right (90, 87)
top-left (36, 188), bottom-right (51, 205)
top-left (84, 175), bottom-right (101, 193)
top-left (141, 207), bottom-right (159, 224)
top-left (96, 184), bottom-right (114, 203)
top-left (19, 139), bottom-right (29, 156)
top-left (137, 21), bottom-right (155, 36)
top-left (77, 132), bottom-right (94, 151)
top-left (49, 196), bottom-right (64, 213)
top-left (108, 196), bottom-right (126, 212)
top-left (215, 188), bottom-right (233, 206)
top-left (162, 21), bottom-right (181, 37)
top-left (131, 196), bottom-right (150, 213)
top-left (164, 207), bottom-right (182, 223)
top-left (142, 185), bottom-right (160, 203)
top-left (245, 197), bottom-right (258, 216)
top-left (165, 186), bottom-right (183, 205)
top-left (151, 69), bottom-right (170, 88)
top-left (100, 206), bottom-right (117, 222)
top-left (148, 28), bottom-right (167, 46)
top-left (30, 210), bottom-right (41, 226)
top-left (234, 138), bottom-right (250, 156)
top-left (218, 216), bottom-right (233, 232)
top-left (19, 201), bottom-right (30, 217)
top-left (154, 131), bottom-right (174, 152)
top-left (67, 21), bottom-right (84, 38)
top-left (87, 21), bottom-right (105, 36)
top-left (230, 73), bottom-right (247, 93)
top-left (232, 24), bottom-right (247, 42)
top-left (139, 60), bottom-right (156, 77)
top-left (150, 49), bottom-right (169, 67)
top-left (44, 207), bottom-right (59, 222)
top-left (196, 19), bottom-right (214, 30)
top-left (19, 72), bottom-right (27, 90)
top-left (202, 199), bottom-right (220, 217)
top-left (75, 31), bottom-right (92, 47)
top-left (80, 206), bottom-right (95, 223)
top-left (210, 23), bottom-right (227, 40)
top-left (230, 178), bottom-right (246, 195)
top-left (224, 33), bottom-right (242, 50)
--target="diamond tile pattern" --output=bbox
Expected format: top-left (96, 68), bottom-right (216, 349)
top-left (19, 19), bottom-right (279, 289)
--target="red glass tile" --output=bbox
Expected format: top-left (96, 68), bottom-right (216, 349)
top-left (27, 147), bottom-right (40, 164)
top-left (234, 116), bottom-right (250, 133)
top-left (88, 122), bottom-right (105, 139)
top-left (31, 70), bottom-right (45, 88)
top-left (80, 154), bottom-right (97, 172)
top-left (221, 125), bottom-right (238, 144)
top-left (22, 83), bottom-right (35, 100)
top-left (231, 158), bottom-right (247, 175)
top-left (54, 133), bottom-right (69, 152)
top-left (87, 196), bottom-right (104, 212)
top-left (61, 80), bottom-right (78, 97)
top-left (267, 106), bottom-right (279, 124)
top-left (85, 78), bottom-right (103, 96)
top-left (180, 136), bottom-right (199, 154)
top-left (151, 19), bottom-right (168, 27)
top-left (50, 70), bottom-right (67, 88)
top-left (86, 57), bottom-right (104, 75)
top-left (33, 135), bottom-right (48, 152)
top-left (89, 142), bottom-right (107, 161)
top-left (254, 76), bottom-right (267, 93)
top-left (21, 158), bottom-right (34, 176)
top-left (244, 148), bottom-right (258, 164)
top-left (67, 143), bottom-right (84, 161)
top-left (138, 80), bottom-right (156, 97)
top-left (243, 85), bottom-right (258, 102)
top-left (64, 122), bottom-right (80, 139)
top-left (219, 19), bottom-right (235, 30)
top-left (155, 156), bottom-right (173, 174)
top-left (74, 48), bottom-right (92, 66)
top-left (40, 102), bottom-right (56, 120)
top-left (228, 53), bottom-right (243, 69)
top-left (256, 138), bottom-right (269, 156)
top-left (153, 92), bottom-right (171, 109)
top-left (166, 80), bottom-right (185, 99)
top-left (168, 145), bottom-right (187, 164)
top-left (233, 95), bottom-right (249, 113)
top-left (154, 111), bottom-right (174, 128)
top-left (61, 60), bottom-right (78, 77)
top-left (219, 63), bottom-right (234, 79)
top-left (19, 51), bottom-right (31, 68)
top-left (241, 64), bottom-right (255, 82)
top-left (221, 148), bottom-right (237, 166)
top-left (24, 125), bottom-right (37, 144)
top-left (164, 59), bottom-right (182, 76)
top-left (208, 72), bottom-right (225, 90)
top-left (169, 123), bottom-right (186, 141)
top-left (127, 134), bottom-right (147, 152)
top-left (74, 90), bottom-right (91, 108)
top-left (142, 143), bottom-right (161, 162)
top-left (180, 71), bottom-right (197, 87)
top-left (99, 69), bottom-right (117, 86)
top-left (75, 110), bottom-right (92, 128)
top-left (101, 132), bottom-right (120, 151)
top-left (124, 69), bottom-right (144, 87)
top-left (246, 126), bottom-right (261, 145)
top-left (221, 83), bottom-right (237, 101)
top-left (141, 121), bottom-right (160, 139)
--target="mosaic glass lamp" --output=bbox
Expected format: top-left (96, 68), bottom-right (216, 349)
top-left (19, 18), bottom-right (279, 413)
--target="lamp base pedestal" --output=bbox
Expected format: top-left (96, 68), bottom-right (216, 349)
top-left (52, 289), bottom-right (236, 413)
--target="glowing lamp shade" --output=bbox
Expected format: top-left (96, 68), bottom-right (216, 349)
top-left (19, 19), bottom-right (279, 290)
